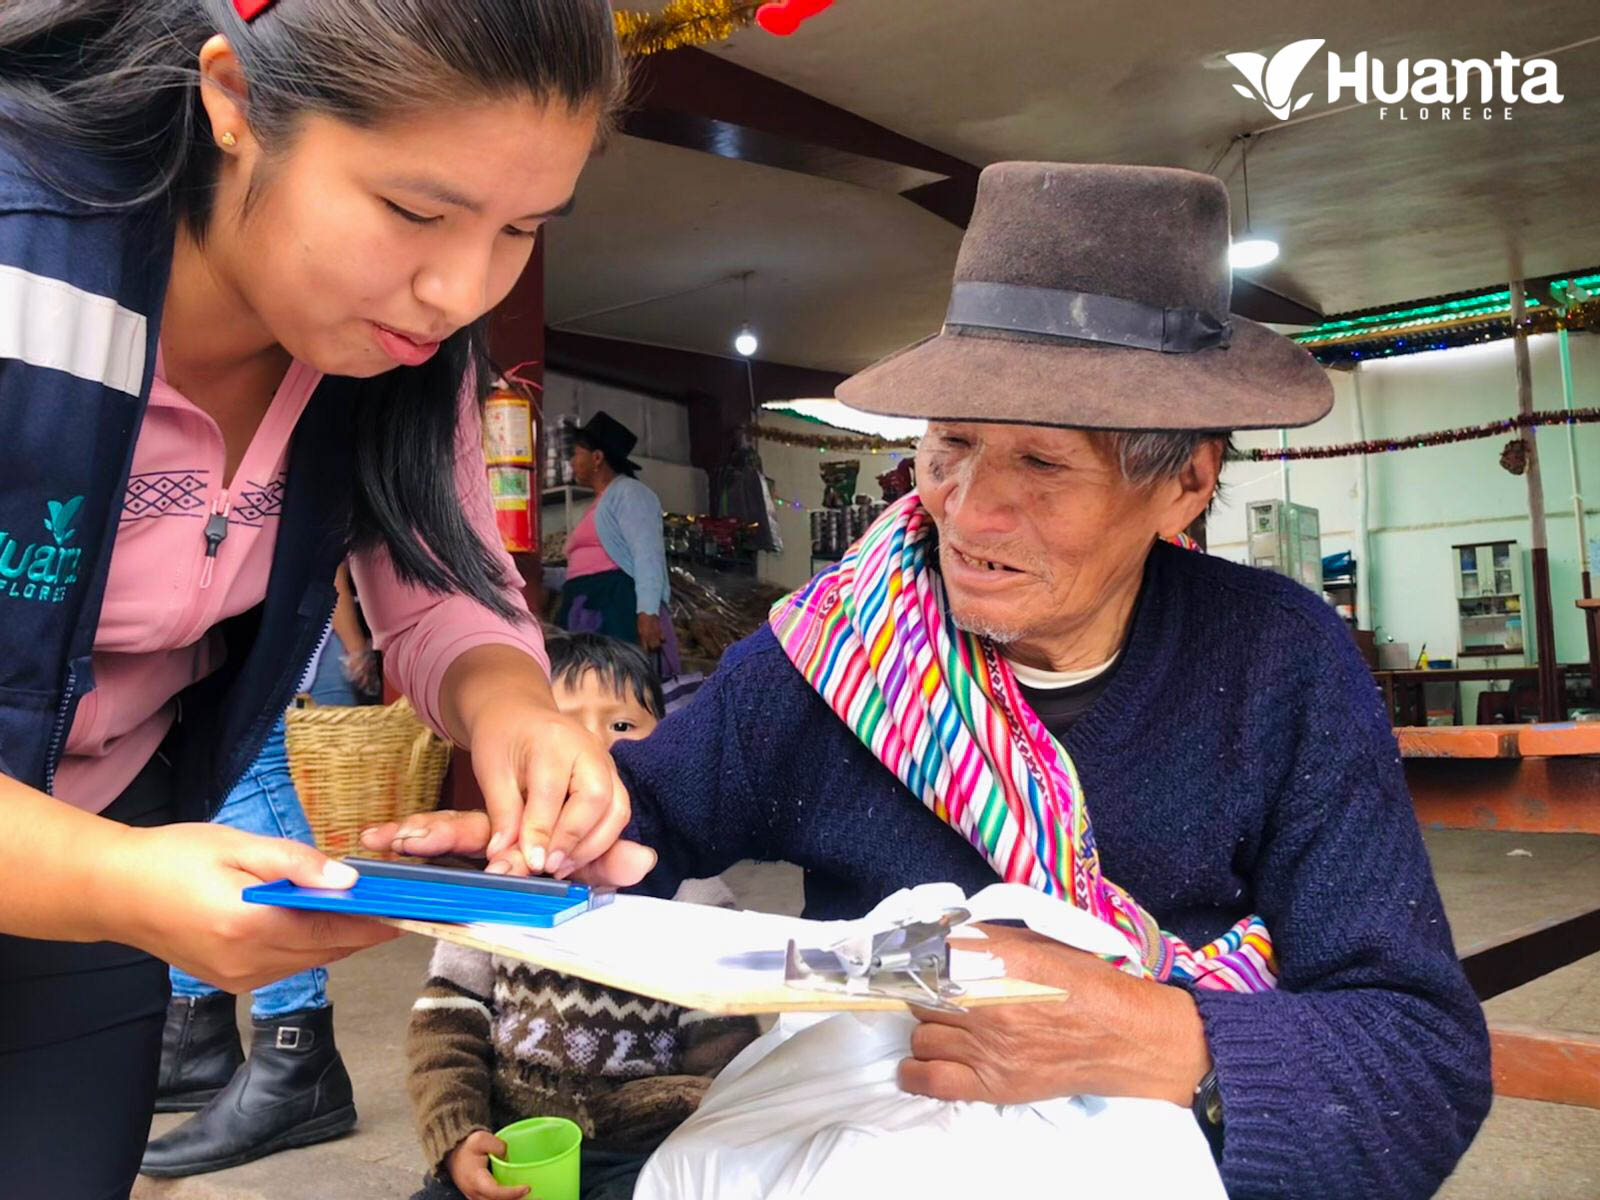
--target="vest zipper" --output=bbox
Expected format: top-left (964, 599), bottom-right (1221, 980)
top-left (211, 590), bottom-right (336, 813)
top-left (198, 490), bottom-right (231, 590)
top-left (41, 661), bottom-right (77, 795)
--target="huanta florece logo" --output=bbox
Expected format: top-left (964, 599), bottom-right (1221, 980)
top-left (0, 497), bottom-right (86, 604)
top-left (1226, 39), bottom-right (1564, 122)
top-left (1226, 38), bottom-right (1325, 120)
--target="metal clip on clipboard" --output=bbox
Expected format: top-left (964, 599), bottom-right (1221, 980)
top-left (783, 906), bottom-right (972, 1012)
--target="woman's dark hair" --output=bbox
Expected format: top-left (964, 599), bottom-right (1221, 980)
top-left (546, 632), bottom-right (665, 720)
top-left (0, 0), bottom-right (625, 619)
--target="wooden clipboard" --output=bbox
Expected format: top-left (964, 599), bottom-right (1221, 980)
top-left (385, 914), bottom-right (1069, 1016)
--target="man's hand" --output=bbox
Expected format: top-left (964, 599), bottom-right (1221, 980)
top-left (899, 924), bottom-right (1211, 1107)
top-left (363, 808), bottom-right (492, 859)
top-left (636, 612), bottom-right (664, 653)
top-left (360, 809), bottom-right (657, 888)
top-left (447, 1130), bottom-right (527, 1200)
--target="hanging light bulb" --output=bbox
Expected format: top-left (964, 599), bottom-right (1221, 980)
top-left (1229, 134), bottom-right (1280, 272)
top-left (732, 270), bottom-right (759, 357)
top-left (1229, 238), bottom-right (1280, 269)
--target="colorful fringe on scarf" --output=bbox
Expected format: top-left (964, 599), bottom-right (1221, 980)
top-left (769, 495), bottom-right (1276, 992)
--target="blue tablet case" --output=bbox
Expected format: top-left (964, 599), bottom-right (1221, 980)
top-left (242, 858), bottom-right (613, 928)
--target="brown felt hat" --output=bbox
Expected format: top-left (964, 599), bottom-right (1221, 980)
top-left (837, 162), bottom-right (1332, 431)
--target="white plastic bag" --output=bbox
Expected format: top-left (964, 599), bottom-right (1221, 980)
top-left (635, 884), bottom-right (1226, 1200)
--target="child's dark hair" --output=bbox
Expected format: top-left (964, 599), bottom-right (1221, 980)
top-left (547, 633), bottom-right (665, 720)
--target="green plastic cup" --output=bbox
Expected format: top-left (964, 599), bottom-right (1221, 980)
top-left (489, 1117), bottom-right (582, 1197)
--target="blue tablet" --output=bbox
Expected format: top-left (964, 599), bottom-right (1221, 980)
top-left (242, 858), bottom-right (614, 928)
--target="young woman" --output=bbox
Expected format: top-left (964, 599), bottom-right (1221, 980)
top-left (0, 1), bottom-right (651, 1193)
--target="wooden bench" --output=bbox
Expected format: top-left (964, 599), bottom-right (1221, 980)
top-left (1404, 723), bottom-right (1600, 836)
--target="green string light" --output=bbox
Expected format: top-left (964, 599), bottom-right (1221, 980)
top-left (1294, 301), bottom-right (1520, 345)
top-left (1298, 270), bottom-right (1600, 347)
top-left (1551, 272), bottom-right (1600, 290)
top-left (1294, 291), bottom-right (1526, 337)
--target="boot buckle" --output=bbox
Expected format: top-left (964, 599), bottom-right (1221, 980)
top-left (275, 1026), bottom-right (305, 1050)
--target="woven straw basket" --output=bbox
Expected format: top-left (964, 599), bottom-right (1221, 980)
top-left (284, 696), bottom-right (451, 856)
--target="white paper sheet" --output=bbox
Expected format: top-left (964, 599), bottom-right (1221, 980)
top-left (450, 881), bottom-right (1135, 1006)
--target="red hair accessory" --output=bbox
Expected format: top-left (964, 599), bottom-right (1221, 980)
top-left (233, 0), bottom-right (277, 20)
top-left (755, 0), bottom-right (835, 36)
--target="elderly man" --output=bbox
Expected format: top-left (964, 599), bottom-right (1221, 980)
top-left (374, 163), bottom-right (1491, 1199)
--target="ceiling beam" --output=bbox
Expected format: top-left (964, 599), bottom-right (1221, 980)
top-left (901, 174), bottom-right (980, 227)
top-left (626, 47), bottom-right (969, 194)
top-left (1231, 279), bottom-right (1324, 327)
top-left (624, 47), bottom-right (1323, 328)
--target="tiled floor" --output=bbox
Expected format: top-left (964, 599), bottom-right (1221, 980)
top-left (1427, 830), bottom-right (1600, 1200)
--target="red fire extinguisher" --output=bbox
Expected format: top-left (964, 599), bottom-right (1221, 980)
top-left (482, 364), bottom-right (539, 553)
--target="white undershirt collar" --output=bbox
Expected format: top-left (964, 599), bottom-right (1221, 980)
top-left (1005, 654), bottom-right (1118, 691)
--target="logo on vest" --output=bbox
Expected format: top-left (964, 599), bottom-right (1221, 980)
top-left (0, 497), bottom-right (86, 604)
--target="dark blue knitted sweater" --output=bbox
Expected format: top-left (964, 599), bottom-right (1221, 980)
top-left (617, 540), bottom-right (1491, 1198)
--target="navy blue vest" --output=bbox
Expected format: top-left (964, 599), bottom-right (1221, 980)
top-left (0, 138), bottom-right (353, 818)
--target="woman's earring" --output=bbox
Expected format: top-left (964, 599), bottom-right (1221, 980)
top-left (220, 131), bottom-right (238, 149)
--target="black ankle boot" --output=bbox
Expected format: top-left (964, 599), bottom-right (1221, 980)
top-left (155, 993), bottom-right (245, 1113)
top-left (140, 1004), bottom-right (357, 1177)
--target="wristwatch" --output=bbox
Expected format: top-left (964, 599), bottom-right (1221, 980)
top-left (1192, 1067), bottom-right (1224, 1156)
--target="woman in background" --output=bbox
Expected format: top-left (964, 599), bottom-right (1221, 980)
top-left (558, 412), bottom-right (680, 677)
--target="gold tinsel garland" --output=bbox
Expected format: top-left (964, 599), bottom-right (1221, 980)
top-left (614, 0), bottom-right (765, 57)
top-left (756, 407), bottom-right (1600, 461)
top-left (1239, 406), bottom-right (1600, 462)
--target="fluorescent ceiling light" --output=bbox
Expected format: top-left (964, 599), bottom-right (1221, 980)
top-left (762, 399), bottom-right (927, 441)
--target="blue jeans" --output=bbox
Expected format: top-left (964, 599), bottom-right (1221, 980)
top-left (307, 630), bottom-right (361, 707)
top-left (169, 717), bottom-right (329, 1019)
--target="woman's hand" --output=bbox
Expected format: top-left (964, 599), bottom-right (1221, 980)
top-left (464, 696), bottom-right (634, 878)
top-left (360, 809), bottom-right (658, 887)
top-left (440, 645), bottom-right (643, 878)
top-left (447, 1130), bottom-right (527, 1200)
top-left (636, 612), bottom-right (664, 653)
top-left (106, 822), bottom-right (398, 994)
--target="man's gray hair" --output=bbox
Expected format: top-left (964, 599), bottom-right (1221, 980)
top-left (1101, 430), bottom-right (1234, 487)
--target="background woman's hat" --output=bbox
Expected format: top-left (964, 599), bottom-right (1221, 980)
top-left (574, 411), bottom-right (643, 475)
top-left (837, 162), bottom-right (1332, 431)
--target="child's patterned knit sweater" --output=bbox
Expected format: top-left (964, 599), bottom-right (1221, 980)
top-left (406, 883), bottom-right (760, 1173)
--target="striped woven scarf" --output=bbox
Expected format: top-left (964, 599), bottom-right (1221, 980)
top-left (769, 495), bottom-right (1276, 992)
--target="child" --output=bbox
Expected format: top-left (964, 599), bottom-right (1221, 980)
top-left (406, 634), bottom-right (756, 1200)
